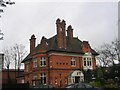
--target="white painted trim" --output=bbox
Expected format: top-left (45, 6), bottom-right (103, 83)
top-left (82, 56), bottom-right (93, 70)
top-left (48, 52), bottom-right (83, 57)
top-left (68, 70), bottom-right (84, 85)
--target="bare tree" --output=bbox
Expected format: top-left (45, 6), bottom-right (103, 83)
top-left (3, 48), bottom-right (11, 69)
top-left (96, 38), bottom-right (120, 67)
top-left (0, 0), bottom-right (15, 40)
top-left (2, 44), bottom-right (27, 83)
top-left (2, 48), bottom-right (12, 83)
top-left (0, 0), bottom-right (15, 13)
top-left (3, 44), bottom-right (27, 69)
top-left (96, 44), bottom-right (114, 67)
top-left (10, 44), bottom-right (27, 70)
top-left (111, 39), bottom-right (120, 63)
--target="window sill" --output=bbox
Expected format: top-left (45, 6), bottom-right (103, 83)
top-left (71, 65), bottom-right (76, 67)
top-left (40, 66), bottom-right (46, 67)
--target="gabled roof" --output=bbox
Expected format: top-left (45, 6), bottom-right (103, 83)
top-left (22, 35), bottom-right (99, 63)
top-left (68, 70), bottom-right (84, 77)
top-left (22, 54), bottom-right (31, 63)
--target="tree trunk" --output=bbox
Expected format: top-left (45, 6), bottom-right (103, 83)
top-left (7, 66), bottom-right (11, 84)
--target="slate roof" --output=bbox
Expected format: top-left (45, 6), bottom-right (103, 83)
top-left (22, 35), bottom-right (99, 63)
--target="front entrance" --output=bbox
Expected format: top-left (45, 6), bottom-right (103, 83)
top-left (75, 76), bottom-right (80, 83)
top-left (68, 70), bottom-right (84, 85)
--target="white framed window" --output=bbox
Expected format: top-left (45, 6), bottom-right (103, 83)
top-left (33, 58), bottom-right (38, 68)
top-left (32, 74), bottom-right (38, 86)
top-left (55, 79), bottom-right (58, 84)
top-left (21, 79), bottom-right (24, 83)
top-left (65, 80), bottom-right (67, 84)
top-left (72, 78), bottom-right (75, 83)
top-left (87, 58), bottom-right (92, 66)
top-left (83, 56), bottom-right (92, 70)
top-left (50, 80), bottom-right (52, 84)
top-left (71, 57), bottom-right (76, 66)
top-left (33, 74), bottom-right (38, 80)
top-left (40, 73), bottom-right (46, 84)
top-left (83, 58), bottom-right (87, 66)
top-left (68, 78), bottom-right (71, 84)
top-left (40, 57), bottom-right (46, 67)
top-left (25, 64), bottom-right (29, 72)
top-left (33, 81), bottom-right (36, 86)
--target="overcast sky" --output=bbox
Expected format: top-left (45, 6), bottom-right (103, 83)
top-left (0, 0), bottom-right (118, 53)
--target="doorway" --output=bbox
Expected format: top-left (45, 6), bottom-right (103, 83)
top-left (75, 76), bottom-right (80, 83)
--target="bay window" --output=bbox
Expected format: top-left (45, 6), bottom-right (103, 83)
top-left (83, 56), bottom-right (92, 70)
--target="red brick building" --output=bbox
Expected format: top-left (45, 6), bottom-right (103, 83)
top-left (22, 19), bottom-right (98, 88)
top-left (2, 69), bottom-right (24, 84)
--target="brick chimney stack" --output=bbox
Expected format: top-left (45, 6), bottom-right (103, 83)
top-left (82, 41), bottom-right (91, 53)
top-left (30, 34), bottom-right (36, 54)
top-left (61, 20), bottom-right (66, 49)
top-left (56, 18), bottom-right (66, 49)
top-left (67, 25), bottom-right (73, 41)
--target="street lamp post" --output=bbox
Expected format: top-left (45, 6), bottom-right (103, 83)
top-left (115, 70), bottom-right (118, 87)
top-left (92, 74), bottom-right (96, 81)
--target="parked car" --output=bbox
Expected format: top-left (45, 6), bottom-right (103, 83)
top-left (33, 84), bottom-right (53, 88)
top-left (66, 82), bottom-right (101, 90)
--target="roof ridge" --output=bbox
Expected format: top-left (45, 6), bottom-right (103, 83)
top-left (48, 35), bottom-right (57, 40)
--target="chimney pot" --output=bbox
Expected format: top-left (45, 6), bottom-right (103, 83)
top-left (67, 25), bottom-right (73, 30)
top-left (62, 20), bottom-right (66, 25)
top-left (56, 18), bottom-right (61, 24)
top-left (31, 34), bottom-right (35, 39)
